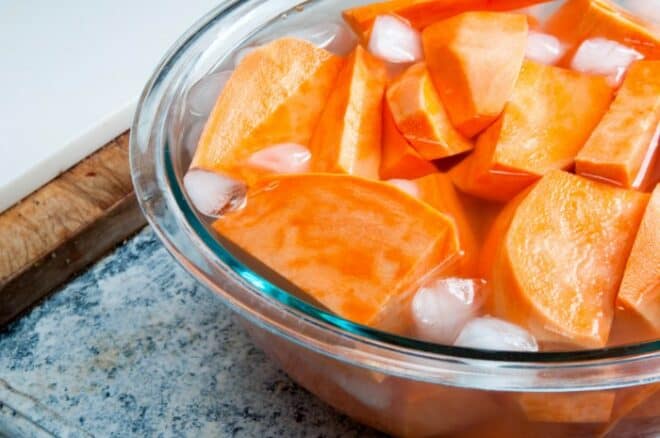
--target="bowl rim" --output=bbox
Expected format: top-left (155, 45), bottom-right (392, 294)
top-left (130, 0), bottom-right (660, 391)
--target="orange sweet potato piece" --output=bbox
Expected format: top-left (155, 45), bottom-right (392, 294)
top-left (490, 171), bottom-right (649, 348)
top-left (608, 306), bottom-right (658, 346)
top-left (412, 174), bottom-right (479, 275)
top-left (544, 0), bottom-right (660, 64)
top-left (310, 46), bottom-right (387, 179)
top-left (342, 0), bottom-right (551, 42)
top-left (517, 392), bottom-right (616, 423)
top-left (380, 100), bottom-right (438, 179)
top-left (617, 184), bottom-right (660, 333)
top-left (449, 127), bottom-right (539, 203)
top-left (386, 63), bottom-right (473, 160)
top-left (191, 38), bottom-right (343, 182)
top-left (214, 174), bottom-right (460, 326)
top-left (422, 12), bottom-right (529, 137)
top-left (600, 385), bottom-right (659, 436)
top-left (450, 60), bottom-right (613, 202)
top-left (576, 61), bottom-right (660, 189)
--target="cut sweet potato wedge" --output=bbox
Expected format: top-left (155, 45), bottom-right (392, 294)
top-left (600, 385), bottom-right (659, 436)
top-left (544, 0), bottom-right (660, 64)
top-left (617, 184), bottom-right (660, 333)
top-left (342, 0), bottom-right (551, 42)
top-left (214, 174), bottom-right (460, 326)
top-left (411, 174), bottom-right (479, 275)
top-left (380, 100), bottom-right (438, 179)
top-left (310, 46), bottom-right (387, 179)
top-left (490, 171), bottom-right (649, 348)
top-left (191, 38), bottom-right (344, 183)
top-left (422, 12), bottom-right (529, 137)
top-left (386, 63), bottom-right (473, 160)
top-left (450, 60), bottom-right (613, 202)
top-left (517, 392), bottom-right (616, 424)
top-left (576, 60), bottom-right (660, 188)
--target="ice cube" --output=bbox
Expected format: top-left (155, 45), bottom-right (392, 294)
top-left (187, 70), bottom-right (232, 117)
top-left (515, 3), bottom-right (561, 25)
top-left (183, 120), bottom-right (206, 157)
top-left (624, 0), bottom-right (660, 24)
top-left (287, 21), bottom-right (357, 55)
top-left (571, 38), bottom-right (644, 87)
top-left (183, 169), bottom-right (247, 217)
top-left (246, 143), bottom-right (311, 174)
top-left (387, 179), bottom-right (420, 198)
top-left (525, 31), bottom-right (565, 65)
top-left (411, 278), bottom-right (486, 344)
top-left (454, 316), bottom-right (539, 352)
top-left (332, 369), bottom-right (392, 410)
top-left (368, 15), bottom-right (423, 64)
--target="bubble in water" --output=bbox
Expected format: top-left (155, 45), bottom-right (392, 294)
top-left (246, 143), bottom-right (311, 174)
top-left (571, 38), bottom-right (643, 87)
top-left (387, 179), bottom-right (420, 198)
top-left (287, 21), bottom-right (357, 55)
top-left (368, 15), bottom-right (423, 64)
top-left (525, 31), bottom-right (565, 65)
top-left (454, 316), bottom-right (539, 352)
top-left (183, 169), bottom-right (246, 217)
top-left (411, 278), bottom-right (486, 344)
top-left (187, 70), bottom-right (233, 117)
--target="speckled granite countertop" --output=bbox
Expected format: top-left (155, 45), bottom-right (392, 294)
top-left (0, 227), bottom-right (382, 437)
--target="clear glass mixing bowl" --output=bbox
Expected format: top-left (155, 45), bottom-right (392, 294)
top-left (130, 1), bottom-right (660, 436)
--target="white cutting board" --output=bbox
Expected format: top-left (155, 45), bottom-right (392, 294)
top-left (0, 0), bottom-right (221, 213)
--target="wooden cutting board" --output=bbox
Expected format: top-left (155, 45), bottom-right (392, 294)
top-left (0, 132), bottom-right (146, 327)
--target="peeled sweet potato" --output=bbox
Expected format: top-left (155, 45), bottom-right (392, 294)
top-left (214, 174), bottom-right (460, 326)
top-left (450, 60), bottom-right (613, 202)
top-left (380, 100), bottom-right (438, 180)
top-left (310, 46), bottom-right (387, 179)
top-left (544, 0), bottom-right (660, 64)
top-left (617, 184), bottom-right (660, 333)
top-left (422, 12), bottom-right (529, 137)
top-left (410, 174), bottom-right (479, 275)
top-left (576, 60), bottom-right (660, 189)
top-left (387, 63), bottom-right (473, 160)
top-left (343, 0), bottom-right (551, 42)
top-left (191, 38), bottom-right (343, 183)
top-left (517, 392), bottom-right (616, 424)
top-left (490, 171), bottom-right (649, 348)
top-left (600, 385), bottom-right (660, 436)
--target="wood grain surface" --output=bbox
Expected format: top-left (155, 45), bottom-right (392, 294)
top-left (0, 132), bottom-right (146, 326)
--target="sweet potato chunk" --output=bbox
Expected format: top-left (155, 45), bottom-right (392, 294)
top-left (450, 60), bottom-right (613, 202)
top-left (310, 46), bottom-right (387, 179)
top-left (544, 0), bottom-right (660, 63)
top-left (411, 174), bottom-right (479, 275)
top-left (490, 171), bottom-right (649, 348)
top-left (617, 185), bottom-right (660, 333)
top-left (387, 63), bottom-right (473, 160)
top-left (600, 385), bottom-right (659, 436)
top-left (380, 100), bottom-right (438, 179)
top-left (342, 0), bottom-right (550, 42)
top-left (422, 12), bottom-right (529, 137)
top-left (191, 38), bottom-right (343, 182)
top-left (576, 60), bottom-right (660, 188)
top-left (517, 392), bottom-right (616, 423)
top-left (214, 174), bottom-right (460, 326)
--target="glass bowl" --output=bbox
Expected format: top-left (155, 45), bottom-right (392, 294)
top-left (129, 1), bottom-right (660, 436)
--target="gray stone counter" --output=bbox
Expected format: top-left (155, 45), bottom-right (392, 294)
top-left (0, 228), bottom-right (382, 437)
